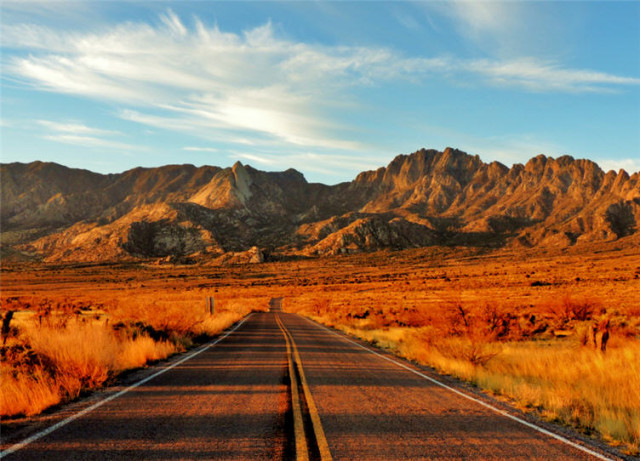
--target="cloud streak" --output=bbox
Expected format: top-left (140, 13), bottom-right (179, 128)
top-left (38, 120), bottom-right (120, 136)
top-left (182, 146), bottom-right (219, 153)
top-left (38, 119), bottom-right (140, 150)
top-left (4, 11), bottom-right (639, 155)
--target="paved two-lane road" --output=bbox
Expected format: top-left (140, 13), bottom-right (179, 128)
top-left (1, 309), bottom-right (617, 460)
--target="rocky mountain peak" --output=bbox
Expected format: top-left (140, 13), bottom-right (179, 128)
top-left (2, 147), bottom-right (638, 263)
top-left (381, 148), bottom-right (483, 186)
top-left (231, 161), bottom-right (253, 204)
top-left (280, 168), bottom-right (307, 183)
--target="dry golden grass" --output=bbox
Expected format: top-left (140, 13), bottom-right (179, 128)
top-left (278, 247), bottom-right (640, 454)
top-left (309, 323), bottom-right (640, 452)
top-left (1, 245), bottom-right (639, 453)
top-left (1, 267), bottom-right (268, 418)
top-left (2, 320), bottom-right (176, 417)
top-left (1, 366), bottom-right (59, 418)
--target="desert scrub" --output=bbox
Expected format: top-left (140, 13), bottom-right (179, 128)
top-left (1, 319), bottom-right (176, 417)
top-left (292, 298), bottom-right (640, 454)
top-left (473, 340), bottom-right (640, 452)
top-left (0, 293), bottom-right (264, 418)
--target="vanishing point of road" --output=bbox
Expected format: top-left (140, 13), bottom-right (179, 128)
top-left (1, 302), bottom-right (619, 460)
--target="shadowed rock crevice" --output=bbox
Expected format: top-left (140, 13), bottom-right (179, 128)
top-left (605, 200), bottom-right (638, 238)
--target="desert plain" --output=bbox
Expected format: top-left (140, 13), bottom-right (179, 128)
top-left (2, 241), bottom-right (639, 455)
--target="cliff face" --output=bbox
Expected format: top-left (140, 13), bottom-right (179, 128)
top-left (2, 147), bottom-right (638, 262)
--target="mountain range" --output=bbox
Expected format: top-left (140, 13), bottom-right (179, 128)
top-left (2, 147), bottom-right (639, 263)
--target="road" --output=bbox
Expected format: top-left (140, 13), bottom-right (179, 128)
top-left (1, 307), bottom-right (617, 460)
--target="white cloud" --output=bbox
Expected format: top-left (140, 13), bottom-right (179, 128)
top-left (0, 1), bottom-right (97, 27)
top-left (597, 158), bottom-right (640, 174)
top-left (38, 119), bottom-right (140, 150)
top-left (234, 153), bottom-right (278, 165)
top-left (422, 1), bottom-right (551, 58)
top-left (42, 134), bottom-right (139, 150)
top-left (182, 146), bottom-right (219, 153)
top-left (160, 9), bottom-right (187, 37)
top-left (4, 11), bottom-right (639, 156)
top-left (38, 120), bottom-right (120, 136)
top-left (461, 58), bottom-right (640, 93)
top-left (445, 2), bottom-right (516, 37)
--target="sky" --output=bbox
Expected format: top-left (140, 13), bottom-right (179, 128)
top-left (1, 1), bottom-right (639, 184)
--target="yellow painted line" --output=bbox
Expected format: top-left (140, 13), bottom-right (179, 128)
top-left (276, 315), bottom-right (309, 461)
top-left (277, 315), bottom-right (333, 461)
top-left (288, 328), bottom-right (333, 461)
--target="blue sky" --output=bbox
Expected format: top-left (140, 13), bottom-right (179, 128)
top-left (1, 1), bottom-right (639, 184)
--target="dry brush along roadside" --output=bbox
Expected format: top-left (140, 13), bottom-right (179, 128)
top-left (284, 293), bottom-right (640, 455)
top-left (0, 295), bottom-right (266, 419)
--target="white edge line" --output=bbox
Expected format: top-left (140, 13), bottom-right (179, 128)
top-left (305, 317), bottom-right (615, 461)
top-left (0, 314), bottom-right (253, 459)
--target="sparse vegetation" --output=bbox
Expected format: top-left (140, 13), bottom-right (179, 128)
top-left (294, 307), bottom-right (639, 453)
top-left (1, 245), bottom-right (638, 453)
top-left (1, 319), bottom-right (175, 417)
top-left (280, 247), bottom-right (640, 454)
top-left (1, 276), bottom-right (268, 418)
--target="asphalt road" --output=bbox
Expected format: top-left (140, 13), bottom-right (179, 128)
top-left (1, 309), bottom-right (618, 460)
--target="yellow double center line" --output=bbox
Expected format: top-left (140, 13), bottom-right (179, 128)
top-left (276, 314), bottom-right (333, 461)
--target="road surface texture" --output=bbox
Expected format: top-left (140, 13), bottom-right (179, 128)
top-left (1, 307), bottom-right (620, 460)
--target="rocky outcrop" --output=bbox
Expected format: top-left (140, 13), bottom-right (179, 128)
top-left (307, 216), bottom-right (437, 255)
top-left (122, 220), bottom-right (206, 258)
top-left (2, 148), bottom-right (638, 263)
top-left (211, 246), bottom-right (265, 265)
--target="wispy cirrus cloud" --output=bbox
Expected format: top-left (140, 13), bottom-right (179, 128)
top-left (421, 1), bottom-right (554, 58)
top-left (3, 10), bottom-right (639, 157)
top-left (461, 58), bottom-right (640, 93)
top-left (42, 134), bottom-right (138, 150)
top-left (433, 1), bottom-right (520, 39)
top-left (38, 120), bottom-right (120, 136)
top-left (234, 153), bottom-right (278, 166)
top-left (38, 119), bottom-right (140, 150)
top-left (182, 146), bottom-right (219, 153)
